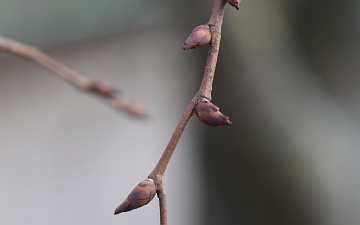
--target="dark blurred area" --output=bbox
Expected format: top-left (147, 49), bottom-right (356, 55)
top-left (1, 0), bottom-right (360, 224)
top-left (198, 0), bottom-right (360, 224)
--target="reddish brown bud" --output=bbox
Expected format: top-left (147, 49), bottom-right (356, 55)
top-left (89, 81), bottom-right (119, 97)
top-left (195, 99), bottom-right (232, 126)
top-left (114, 179), bottom-right (156, 214)
top-left (183, 25), bottom-right (211, 50)
top-left (227, 0), bottom-right (241, 10)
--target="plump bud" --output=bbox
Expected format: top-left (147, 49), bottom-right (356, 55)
top-left (114, 179), bottom-right (156, 214)
top-left (227, 0), bottom-right (241, 10)
top-left (195, 99), bottom-right (232, 126)
top-left (89, 81), bottom-right (119, 97)
top-left (183, 25), bottom-right (211, 50)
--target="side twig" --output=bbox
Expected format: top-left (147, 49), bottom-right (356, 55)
top-left (0, 35), bottom-right (147, 119)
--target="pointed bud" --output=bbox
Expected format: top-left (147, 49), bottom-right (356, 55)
top-left (183, 25), bottom-right (211, 50)
top-left (89, 81), bottom-right (119, 97)
top-left (227, 0), bottom-right (241, 10)
top-left (114, 179), bottom-right (156, 215)
top-left (195, 99), bottom-right (232, 126)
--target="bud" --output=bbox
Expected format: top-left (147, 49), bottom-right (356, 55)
top-left (114, 179), bottom-right (156, 214)
top-left (195, 99), bottom-right (232, 126)
top-left (89, 81), bottom-right (119, 98)
top-left (227, 0), bottom-right (241, 10)
top-left (183, 25), bottom-right (211, 50)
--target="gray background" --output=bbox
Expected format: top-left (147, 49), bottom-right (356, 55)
top-left (1, 0), bottom-right (360, 225)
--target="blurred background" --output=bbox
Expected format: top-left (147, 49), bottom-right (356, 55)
top-left (1, 0), bottom-right (360, 224)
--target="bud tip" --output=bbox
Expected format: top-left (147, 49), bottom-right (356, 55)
top-left (195, 99), bottom-right (232, 127)
top-left (227, 0), bottom-right (241, 10)
top-left (114, 179), bottom-right (156, 215)
top-left (183, 25), bottom-right (211, 50)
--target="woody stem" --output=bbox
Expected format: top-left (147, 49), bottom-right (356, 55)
top-left (148, 1), bottom-right (227, 225)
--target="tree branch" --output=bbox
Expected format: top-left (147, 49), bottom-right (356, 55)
top-left (155, 176), bottom-right (168, 225)
top-left (200, 0), bottom-right (226, 100)
top-left (147, 0), bottom-right (228, 224)
top-left (0, 35), bottom-right (147, 119)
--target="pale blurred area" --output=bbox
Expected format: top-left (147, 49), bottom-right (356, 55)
top-left (1, 0), bottom-right (360, 225)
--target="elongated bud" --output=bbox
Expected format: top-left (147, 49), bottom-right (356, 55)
top-left (183, 25), bottom-right (211, 50)
top-left (114, 179), bottom-right (156, 214)
top-left (89, 81), bottom-right (119, 97)
top-left (227, 0), bottom-right (241, 10)
top-left (195, 99), bottom-right (232, 126)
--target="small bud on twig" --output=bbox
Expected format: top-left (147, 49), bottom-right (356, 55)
top-left (195, 99), bottom-right (232, 126)
top-left (183, 25), bottom-right (211, 50)
top-left (114, 179), bottom-right (156, 214)
top-left (89, 81), bottom-right (119, 98)
top-left (227, 0), bottom-right (241, 10)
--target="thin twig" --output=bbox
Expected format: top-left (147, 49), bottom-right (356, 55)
top-left (148, 94), bottom-right (199, 179)
top-left (200, 0), bottom-right (226, 100)
top-left (0, 35), bottom-right (147, 119)
top-left (148, 0), bottom-right (227, 224)
top-left (155, 176), bottom-right (168, 225)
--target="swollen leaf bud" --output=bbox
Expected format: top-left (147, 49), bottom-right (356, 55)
top-left (227, 0), bottom-right (241, 10)
top-left (195, 99), bottom-right (232, 126)
top-left (183, 25), bottom-right (211, 50)
top-left (114, 179), bottom-right (156, 215)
